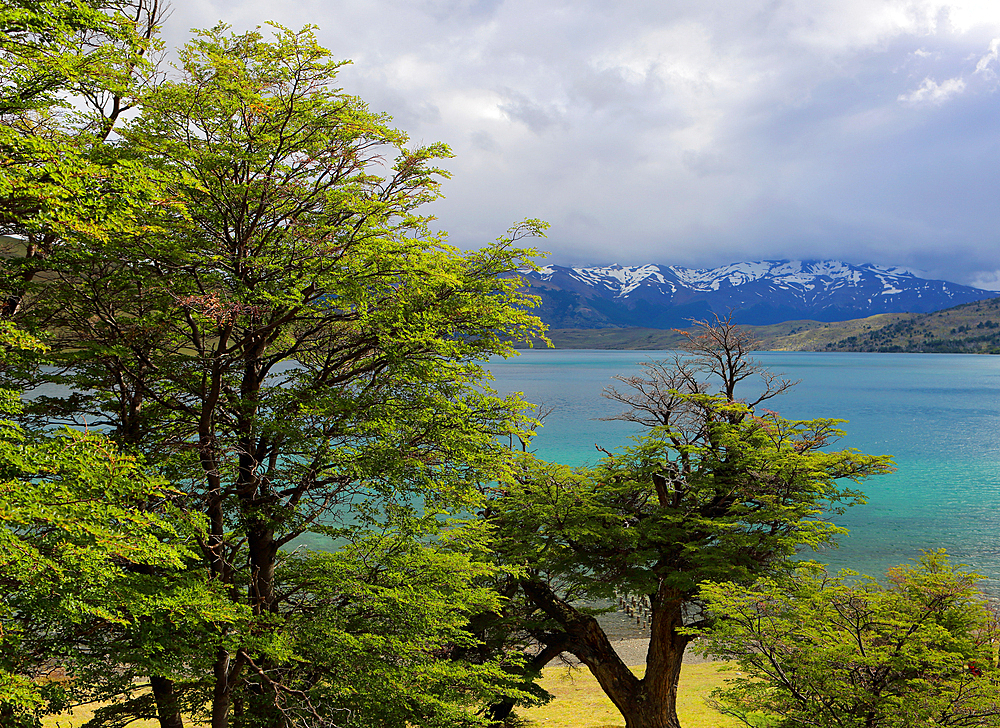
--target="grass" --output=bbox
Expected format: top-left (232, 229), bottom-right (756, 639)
top-left (517, 661), bottom-right (740, 728)
top-left (40, 663), bottom-right (738, 728)
top-left (42, 703), bottom-right (160, 728)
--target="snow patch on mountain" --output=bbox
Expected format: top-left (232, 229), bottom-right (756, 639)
top-left (514, 258), bottom-right (999, 328)
top-left (524, 260), bottom-right (934, 301)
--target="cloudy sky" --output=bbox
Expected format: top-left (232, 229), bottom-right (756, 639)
top-left (162, 0), bottom-right (1000, 288)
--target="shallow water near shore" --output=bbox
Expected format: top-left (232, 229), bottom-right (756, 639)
top-left (487, 350), bottom-right (1000, 595)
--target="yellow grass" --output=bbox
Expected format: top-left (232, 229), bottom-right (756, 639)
top-left (41, 663), bottom-right (738, 728)
top-left (42, 703), bottom-right (160, 728)
top-left (518, 661), bottom-right (740, 728)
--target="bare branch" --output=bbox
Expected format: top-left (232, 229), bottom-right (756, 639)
top-left (602, 313), bottom-right (799, 433)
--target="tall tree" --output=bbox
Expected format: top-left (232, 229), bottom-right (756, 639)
top-left (0, 323), bottom-right (212, 728)
top-left (4, 21), bottom-right (547, 728)
top-left (489, 317), bottom-right (894, 728)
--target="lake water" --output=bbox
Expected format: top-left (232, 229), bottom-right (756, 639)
top-left (486, 350), bottom-right (1000, 595)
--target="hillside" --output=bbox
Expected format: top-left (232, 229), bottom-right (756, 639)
top-left (515, 317), bottom-right (911, 350)
top-left (807, 296), bottom-right (1000, 353)
top-left (516, 296), bottom-right (1000, 352)
top-left (753, 314), bottom-right (916, 350)
top-left (516, 327), bottom-right (688, 349)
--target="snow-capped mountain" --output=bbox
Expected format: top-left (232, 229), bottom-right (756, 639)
top-left (515, 260), bottom-right (998, 329)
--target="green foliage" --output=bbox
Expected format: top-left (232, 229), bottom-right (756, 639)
top-left (0, 0), bottom-right (175, 325)
top-left (696, 552), bottom-right (1000, 728)
top-left (0, 0), bottom-right (159, 116)
top-left (0, 324), bottom-right (222, 728)
top-left (496, 398), bottom-right (891, 602)
top-left (280, 520), bottom-right (535, 728)
top-left (2, 16), bottom-right (548, 728)
top-left (485, 320), bottom-right (894, 728)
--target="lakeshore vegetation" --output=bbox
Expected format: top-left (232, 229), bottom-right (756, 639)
top-left (3, 4), bottom-right (1000, 728)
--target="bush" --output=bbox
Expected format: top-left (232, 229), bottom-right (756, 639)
top-left (696, 552), bottom-right (1000, 728)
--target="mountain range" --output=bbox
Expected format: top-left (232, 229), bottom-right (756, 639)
top-left (514, 260), bottom-right (999, 329)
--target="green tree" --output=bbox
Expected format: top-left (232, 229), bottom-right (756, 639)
top-left (696, 552), bottom-right (1000, 728)
top-left (4, 20), bottom-right (547, 728)
top-left (489, 319), bottom-right (894, 728)
top-left (0, 323), bottom-right (217, 728)
top-left (278, 519), bottom-right (534, 728)
top-left (0, 0), bottom-right (170, 317)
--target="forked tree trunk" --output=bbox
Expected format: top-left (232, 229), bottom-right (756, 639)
top-left (521, 579), bottom-right (690, 728)
top-left (629, 588), bottom-right (689, 728)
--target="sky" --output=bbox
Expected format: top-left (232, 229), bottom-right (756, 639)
top-left (161, 0), bottom-right (1000, 289)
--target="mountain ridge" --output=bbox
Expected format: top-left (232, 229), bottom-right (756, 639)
top-left (516, 259), bottom-right (996, 328)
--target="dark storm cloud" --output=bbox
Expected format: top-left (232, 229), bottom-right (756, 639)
top-left (161, 0), bottom-right (1000, 288)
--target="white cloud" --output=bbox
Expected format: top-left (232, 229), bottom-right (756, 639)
top-left (932, 0), bottom-right (1000, 34)
top-left (897, 75), bottom-right (967, 103)
top-left (152, 0), bottom-right (1000, 284)
top-left (974, 37), bottom-right (1000, 75)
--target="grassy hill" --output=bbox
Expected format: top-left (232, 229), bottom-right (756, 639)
top-left (515, 296), bottom-right (1000, 353)
top-left (804, 296), bottom-right (1000, 353)
top-left (749, 314), bottom-right (913, 351)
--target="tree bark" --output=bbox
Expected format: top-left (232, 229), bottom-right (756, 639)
top-left (211, 647), bottom-right (232, 728)
top-left (520, 578), bottom-right (689, 728)
top-left (246, 523), bottom-right (278, 614)
top-left (150, 675), bottom-right (185, 728)
top-left (640, 584), bottom-right (690, 728)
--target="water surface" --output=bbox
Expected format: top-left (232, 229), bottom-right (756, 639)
top-left (487, 350), bottom-right (1000, 593)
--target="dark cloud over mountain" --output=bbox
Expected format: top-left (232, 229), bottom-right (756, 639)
top-left (163, 1), bottom-right (1000, 288)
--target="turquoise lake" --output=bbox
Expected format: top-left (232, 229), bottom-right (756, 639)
top-left (486, 350), bottom-right (1000, 594)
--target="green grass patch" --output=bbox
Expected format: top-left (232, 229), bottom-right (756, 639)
top-left (42, 703), bottom-right (161, 728)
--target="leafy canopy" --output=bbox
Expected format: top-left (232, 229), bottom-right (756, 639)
top-left (2, 16), bottom-right (550, 728)
top-left (496, 397), bottom-right (891, 601)
top-left (0, 323), bottom-right (223, 728)
top-left (696, 551), bottom-right (1000, 728)
top-left (482, 318), bottom-right (894, 728)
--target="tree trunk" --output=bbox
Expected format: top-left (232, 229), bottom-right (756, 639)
top-left (485, 638), bottom-right (569, 725)
top-left (247, 524), bottom-right (278, 614)
top-left (150, 675), bottom-right (185, 728)
top-left (637, 585), bottom-right (689, 728)
top-left (520, 578), bottom-right (689, 728)
top-left (211, 647), bottom-right (232, 728)
top-left (245, 524), bottom-right (285, 728)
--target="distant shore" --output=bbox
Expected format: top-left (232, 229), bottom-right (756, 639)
top-left (514, 297), bottom-right (1000, 353)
